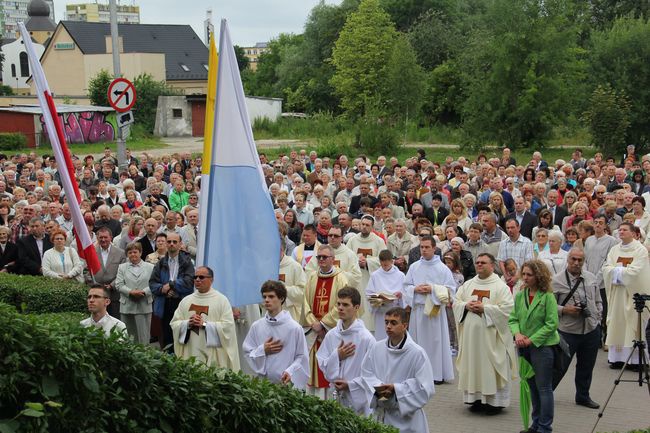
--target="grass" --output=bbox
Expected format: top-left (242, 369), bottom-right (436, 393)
top-left (253, 116), bottom-right (598, 164)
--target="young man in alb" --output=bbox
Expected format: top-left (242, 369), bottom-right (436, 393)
top-left (361, 307), bottom-right (434, 433)
top-left (243, 280), bottom-right (310, 389)
top-left (317, 287), bottom-right (375, 414)
top-left (366, 250), bottom-right (404, 340)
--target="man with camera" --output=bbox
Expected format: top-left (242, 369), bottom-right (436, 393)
top-left (552, 247), bottom-right (602, 409)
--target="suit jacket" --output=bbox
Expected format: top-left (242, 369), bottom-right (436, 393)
top-left (17, 235), bottom-right (53, 275)
top-left (137, 235), bottom-right (157, 260)
top-left (95, 245), bottom-right (126, 312)
top-left (149, 251), bottom-right (195, 318)
top-left (425, 206), bottom-right (449, 226)
top-left (537, 205), bottom-right (568, 228)
top-left (508, 289), bottom-right (560, 348)
top-left (0, 242), bottom-right (18, 273)
top-left (507, 211), bottom-right (537, 240)
top-left (115, 260), bottom-right (155, 315)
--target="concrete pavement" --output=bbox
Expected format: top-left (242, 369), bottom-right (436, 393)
top-left (422, 350), bottom-right (649, 433)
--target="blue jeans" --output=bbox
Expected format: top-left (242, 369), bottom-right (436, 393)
top-left (526, 345), bottom-right (554, 433)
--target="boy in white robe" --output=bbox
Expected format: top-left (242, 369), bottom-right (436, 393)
top-left (243, 280), bottom-right (310, 389)
top-left (317, 287), bottom-right (375, 414)
top-left (404, 235), bottom-right (457, 383)
top-left (170, 266), bottom-right (240, 371)
top-left (361, 307), bottom-right (434, 433)
top-left (366, 250), bottom-right (404, 340)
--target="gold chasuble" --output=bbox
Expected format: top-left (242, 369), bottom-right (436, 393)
top-left (302, 267), bottom-right (348, 388)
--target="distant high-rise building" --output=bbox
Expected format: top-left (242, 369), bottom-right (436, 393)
top-left (242, 42), bottom-right (269, 71)
top-left (2, 0), bottom-right (55, 39)
top-left (65, 1), bottom-right (139, 24)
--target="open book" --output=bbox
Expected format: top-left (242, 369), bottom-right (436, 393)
top-left (368, 292), bottom-right (398, 307)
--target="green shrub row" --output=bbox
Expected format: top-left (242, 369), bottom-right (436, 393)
top-left (0, 273), bottom-right (87, 314)
top-left (0, 303), bottom-right (396, 433)
top-left (0, 133), bottom-right (26, 151)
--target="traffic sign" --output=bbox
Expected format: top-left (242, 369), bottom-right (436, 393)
top-left (107, 78), bottom-right (136, 113)
top-left (117, 111), bottom-right (134, 128)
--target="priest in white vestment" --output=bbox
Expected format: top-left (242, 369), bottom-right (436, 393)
top-left (317, 287), bottom-right (375, 414)
top-left (305, 225), bottom-right (362, 289)
top-left (366, 250), bottom-right (404, 341)
top-left (361, 307), bottom-right (434, 433)
top-left (602, 223), bottom-right (650, 365)
top-left (243, 280), bottom-right (309, 389)
top-left (171, 266), bottom-right (240, 371)
top-left (279, 241), bottom-right (307, 322)
top-left (404, 235), bottom-right (457, 383)
top-left (453, 252), bottom-right (516, 413)
top-left (346, 216), bottom-right (387, 332)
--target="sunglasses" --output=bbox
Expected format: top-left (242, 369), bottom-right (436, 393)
top-left (194, 275), bottom-right (210, 280)
top-left (316, 255), bottom-right (332, 260)
top-left (328, 234), bottom-right (342, 238)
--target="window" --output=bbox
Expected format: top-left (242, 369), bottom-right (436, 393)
top-left (11, 64), bottom-right (16, 78)
top-left (202, 63), bottom-right (209, 71)
top-left (179, 63), bottom-right (190, 72)
top-left (19, 52), bottom-right (29, 77)
top-left (172, 109), bottom-right (183, 118)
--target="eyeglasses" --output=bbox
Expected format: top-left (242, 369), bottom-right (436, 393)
top-left (316, 255), bottom-right (332, 260)
top-left (167, 240), bottom-right (179, 244)
top-left (475, 261), bottom-right (490, 265)
top-left (418, 234), bottom-right (430, 238)
top-left (194, 275), bottom-right (210, 280)
top-left (328, 234), bottom-right (342, 238)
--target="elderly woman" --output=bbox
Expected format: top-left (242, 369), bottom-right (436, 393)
top-left (118, 216), bottom-right (145, 250)
top-left (632, 196), bottom-right (650, 235)
top-left (449, 237), bottom-right (476, 281)
top-left (463, 193), bottom-right (478, 220)
top-left (562, 201), bottom-right (592, 233)
top-left (387, 218), bottom-right (416, 271)
top-left (146, 233), bottom-right (168, 265)
top-left (121, 189), bottom-right (143, 214)
top-left (116, 242), bottom-right (155, 344)
top-left (533, 227), bottom-right (550, 257)
top-left (537, 231), bottom-right (567, 275)
top-left (42, 229), bottom-right (84, 282)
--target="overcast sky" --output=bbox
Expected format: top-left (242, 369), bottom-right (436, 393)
top-left (53, 0), bottom-right (344, 46)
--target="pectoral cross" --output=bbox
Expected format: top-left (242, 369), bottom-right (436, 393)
top-left (189, 304), bottom-right (209, 335)
top-left (278, 274), bottom-right (286, 282)
top-left (616, 257), bottom-right (634, 267)
top-left (357, 248), bottom-right (373, 257)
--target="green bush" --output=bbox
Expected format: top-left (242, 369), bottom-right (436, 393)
top-left (0, 133), bottom-right (27, 151)
top-left (356, 120), bottom-right (400, 157)
top-left (0, 303), bottom-right (396, 433)
top-left (0, 273), bottom-right (87, 314)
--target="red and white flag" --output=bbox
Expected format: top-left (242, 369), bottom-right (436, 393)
top-left (19, 22), bottom-right (101, 274)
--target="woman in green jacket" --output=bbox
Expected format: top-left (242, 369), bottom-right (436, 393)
top-left (509, 259), bottom-right (559, 433)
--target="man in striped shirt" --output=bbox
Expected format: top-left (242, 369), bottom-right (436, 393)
top-left (497, 218), bottom-right (533, 282)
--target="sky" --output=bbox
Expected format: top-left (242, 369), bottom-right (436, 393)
top-left (53, 0), bottom-right (343, 46)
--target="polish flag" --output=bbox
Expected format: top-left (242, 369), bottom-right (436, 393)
top-left (19, 23), bottom-right (101, 275)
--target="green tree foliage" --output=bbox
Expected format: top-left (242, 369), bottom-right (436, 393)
top-left (233, 45), bottom-right (250, 72)
top-left (382, 35), bottom-right (426, 121)
top-left (0, 84), bottom-right (13, 96)
top-left (243, 33), bottom-right (301, 99)
top-left (87, 69), bottom-right (113, 107)
top-left (422, 60), bottom-right (464, 124)
top-left (331, 0), bottom-right (398, 118)
top-left (582, 84), bottom-right (631, 153)
top-left (460, 0), bottom-right (585, 148)
top-left (132, 73), bottom-right (181, 135)
top-left (380, 0), bottom-right (453, 31)
top-left (589, 17), bottom-right (650, 148)
top-left (407, 10), bottom-right (459, 70)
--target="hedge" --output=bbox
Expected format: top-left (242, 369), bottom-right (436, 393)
top-left (0, 304), bottom-right (397, 433)
top-left (0, 273), bottom-right (87, 314)
top-left (0, 133), bottom-right (26, 151)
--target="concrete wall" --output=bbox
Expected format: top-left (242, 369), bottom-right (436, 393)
top-left (154, 95), bottom-right (282, 137)
top-left (154, 95), bottom-right (192, 137)
top-left (246, 96), bottom-right (282, 122)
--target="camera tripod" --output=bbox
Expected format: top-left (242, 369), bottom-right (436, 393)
top-left (590, 293), bottom-right (650, 433)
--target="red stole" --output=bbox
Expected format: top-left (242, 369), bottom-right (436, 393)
top-left (309, 275), bottom-right (336, 388)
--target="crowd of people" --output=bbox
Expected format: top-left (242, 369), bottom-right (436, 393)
top-left (4, 143), bottom-right (650, 433)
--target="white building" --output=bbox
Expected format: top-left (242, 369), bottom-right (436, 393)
top-left (1, 37), bottom-right (45, 91)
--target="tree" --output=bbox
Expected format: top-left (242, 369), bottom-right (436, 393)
top-left (407, 10), bottom-right (459, 70)
top-left (87, 69), bottom-right (113, 107)
top-left (382, 35), bottom-right (426, 121)
top-left (331, 0), bottom-right (398, 118)
top-left (422, 60), bottom-right (464, 124)
top-left (589, 17), bottom-right (650, 149)
top-left (132, 74), bottom-right (181, 135)
top-left (459, 0), bottom-right (585, 148)
top-left (379, 0), bottom-right (453, 31)
top-left (582, 84), bottom-right (630, 153)
top-left (233, 45), bottom-right (250, 72)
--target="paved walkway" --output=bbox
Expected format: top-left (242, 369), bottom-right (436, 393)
top-left (423, 349), bottom-right (649, 433)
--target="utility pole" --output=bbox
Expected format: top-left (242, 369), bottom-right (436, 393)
top-left (109, 0), bottom-right (126, 170)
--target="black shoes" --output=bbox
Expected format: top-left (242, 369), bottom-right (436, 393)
top-left (609, 361), bottom-right (624, 369)
top-left (519, 428), bottom-right (538, 433)
top-left (483, 405), bottom-right (503, 416)
top-left (468, 401), bottom-right (483, 413)
top-left (576, 399), bottom-right (600, 409)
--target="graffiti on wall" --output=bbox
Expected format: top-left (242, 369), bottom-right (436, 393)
top-left (40, 111), bottom-right (116, 145)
